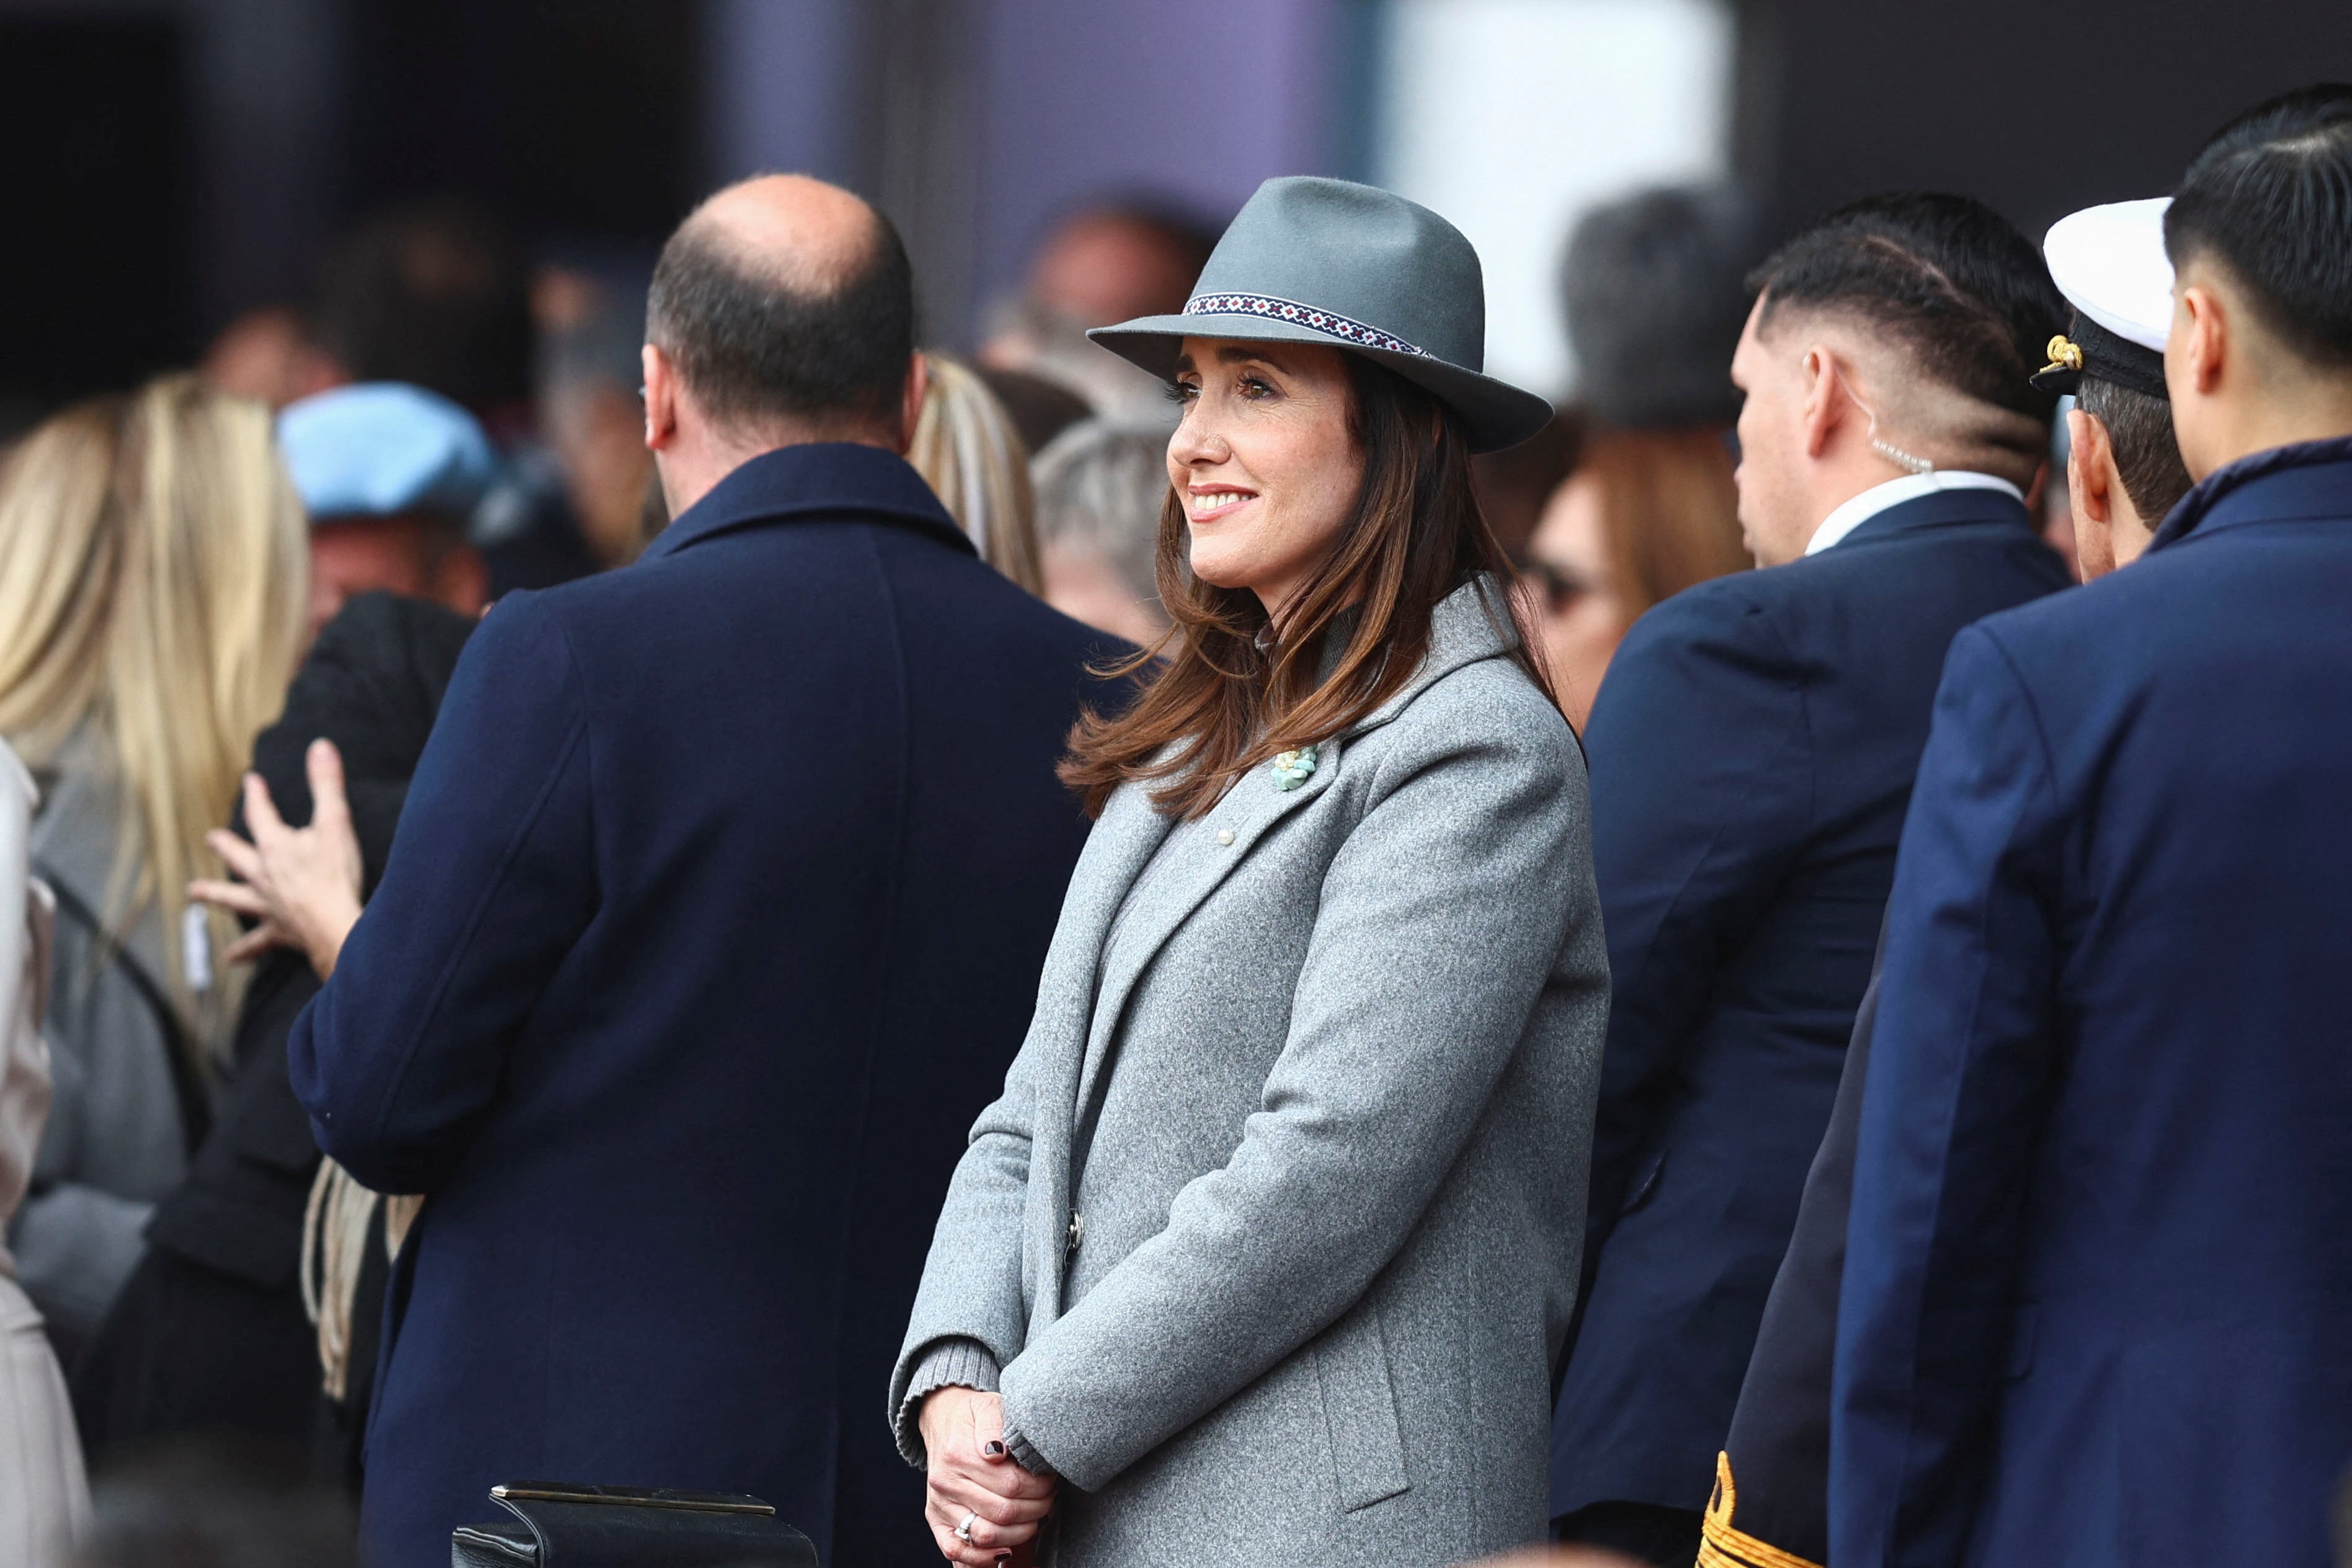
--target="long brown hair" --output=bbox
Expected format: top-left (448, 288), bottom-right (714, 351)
top-left (1060, 353), bottom-right (1550, 819)
top-left (1576, 425), bottom-right (1748, 618)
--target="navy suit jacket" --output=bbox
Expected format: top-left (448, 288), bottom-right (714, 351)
top-left (1834, 441), bottom-right (2352, 1568)
top-left (1716, 917), bottom-right (1885, 1564)
top-left (1550, 486), bottom-right (2069, 1518)
top-left (288, 443), bottom-right (1124, 1568)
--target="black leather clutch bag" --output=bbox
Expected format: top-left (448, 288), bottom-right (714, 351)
top-left (450, 1482), bottom-right (818, 1567)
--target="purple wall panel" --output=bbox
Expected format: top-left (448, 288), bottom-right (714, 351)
top-left (964, 0), bottom-right (1342, 319)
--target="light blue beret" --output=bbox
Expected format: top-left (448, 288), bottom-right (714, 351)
top-left (277, 382), bottom-right (500, 521)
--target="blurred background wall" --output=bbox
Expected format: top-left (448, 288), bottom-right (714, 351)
top-left (3, 0), bottom-right (2350, 424)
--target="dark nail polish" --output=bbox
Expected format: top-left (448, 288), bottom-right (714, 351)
top-left (982, 1440), bottom-right (1005, 1457)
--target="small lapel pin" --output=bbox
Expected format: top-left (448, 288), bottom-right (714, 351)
top-left (1271, 744), bottom-right (1319, 792)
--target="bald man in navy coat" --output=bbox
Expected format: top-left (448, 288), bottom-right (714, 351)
top-left (291, 177), bottom-right (1123, 1568)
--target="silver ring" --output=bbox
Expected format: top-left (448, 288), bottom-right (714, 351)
top-left (954, 1511), bottom-right (978, 1543)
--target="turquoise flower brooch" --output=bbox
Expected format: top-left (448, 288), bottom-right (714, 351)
top-left (1272, 744), bottom-right (1320, 792)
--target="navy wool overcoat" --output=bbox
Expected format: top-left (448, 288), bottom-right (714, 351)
top-left (289, 443), bottom-right (1125, 1568)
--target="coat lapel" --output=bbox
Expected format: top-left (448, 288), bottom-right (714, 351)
top-left (1061, 574), bottom-right (1522, 1140)
top-left (1068, 740), bottom-right (1345, 1129)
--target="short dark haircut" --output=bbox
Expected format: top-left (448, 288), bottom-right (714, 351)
top-left (1749, 192), bottom-right (2066, 422)
top-left (2077, 375), bottom-right (2193, 523)
top-left (313, 200), bottom-right (532, 413)
top-left (646, 205), bottom-right (914, 432)
top-left (2165, 84), bottom-right (2352, 369)
top-left (1562, 185), bottom-right (1760, 429)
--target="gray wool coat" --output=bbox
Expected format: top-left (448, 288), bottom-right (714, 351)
top-left (891, 579), bottom-right (1610, 1566)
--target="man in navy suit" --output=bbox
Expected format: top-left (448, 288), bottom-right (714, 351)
top-left (1549, 194), bottom-right (2073, 1563)
top-left (290, 175), bottom-right (1120, 1568)
top-left (1835, 86), bottom-right (2352, 1568)
top-left (1708, 193), bottom-right (2194, 1568)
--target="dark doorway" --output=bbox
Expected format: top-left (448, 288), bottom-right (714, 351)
top-left (341, 0), bottom-right (703, 247)
top-left (0, 14), bottom-right (193, 421)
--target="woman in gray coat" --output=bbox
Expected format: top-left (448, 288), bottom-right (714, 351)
top-left (893, 177), bottom-right (1609, 1567)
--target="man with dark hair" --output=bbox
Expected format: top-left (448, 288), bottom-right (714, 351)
top-left (1834, 85), bottom-right (2352, 1568)
top-left (1548, 193), bottom-right (2073, 1564)
top-left (1696, 196), bottom-right (2190, 1568)
top-left (290, 174), bottom-right (1122, 1568)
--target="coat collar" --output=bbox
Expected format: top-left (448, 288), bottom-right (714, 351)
top-left (639, 442), bottom-right (974, 564)
top-left (1340, 572), bottom-right (1520, 740)
top-left (1827, 484), bottom-right (2034, 551)
top-left (1060, 576), bottom-right (1521, 1147)
top-left (2149, 435), bottom-right (2352, 551)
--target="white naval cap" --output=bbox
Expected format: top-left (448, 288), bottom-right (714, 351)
top-left (2043, 197), bottom-right (2174, 352)
top-left (2033, 197), bottom-right (2175, 401)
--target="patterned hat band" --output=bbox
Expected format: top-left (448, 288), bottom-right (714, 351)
top-left (1182, 292), bottom-right (1433, 360)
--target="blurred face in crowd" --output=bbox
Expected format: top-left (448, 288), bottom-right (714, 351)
top-left (1169, 336), bottom-right (1365, 619)
top-left (1031, 212), bottom-right (1200, 328)
top-left (547, 376), bottom-right (658, 568)
top-left (308, 514), bottom-right (488, 637)
top-left (1525, 473), bottom-right (1629, 729)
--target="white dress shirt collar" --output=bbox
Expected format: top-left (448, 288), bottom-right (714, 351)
top-left (1804, 470), bottom-right (2027, 556)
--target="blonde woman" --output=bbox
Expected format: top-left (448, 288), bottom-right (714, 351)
top-left (0, 739), bottom-right (89, 1568)
top-left (0, 376), bottom-right (308, 1355)
top-left (907, 354), bottom-right (1047, 594)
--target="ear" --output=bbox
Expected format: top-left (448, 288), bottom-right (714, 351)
top-left (2176, 284), bottom-right (2229, 398)
top-left (894, 352), bottom-right (931, 455)
top-left (2067, 406), bottom-right (2117, 526)
top-left (1798, 345), bottom-right (1843, 460)
top-left (642, 343), bottom-right (680, 452)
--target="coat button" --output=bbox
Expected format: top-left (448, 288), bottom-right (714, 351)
top-left (1065, 1211), bottom-right (1084, 1255)
top-left (1216, 829), bottom-right (1235, 845)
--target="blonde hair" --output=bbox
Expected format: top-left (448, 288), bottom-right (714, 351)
top-left (0, 375), bottom-right (308, 1050)
top-left (906, 354), bottom-right (1045, 594)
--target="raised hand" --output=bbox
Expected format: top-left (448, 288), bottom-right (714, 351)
top-left (190, 737), bottom-right (366, 980)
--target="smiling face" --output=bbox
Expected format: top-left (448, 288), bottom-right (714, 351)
top-left (1168, 336), bottom-right (1366, 618)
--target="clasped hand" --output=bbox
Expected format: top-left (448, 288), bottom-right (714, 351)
top-left (918, 1386), bottom-right (1056, 1565)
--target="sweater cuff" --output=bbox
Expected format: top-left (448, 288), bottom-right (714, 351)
top-left (909, 1337), bottom-right (1002, 1404)
top-left (898, 1337), bottom-right (1004, 1467)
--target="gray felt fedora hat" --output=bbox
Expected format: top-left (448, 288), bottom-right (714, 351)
top-left (1088, 176), bottom-right (1554, 453)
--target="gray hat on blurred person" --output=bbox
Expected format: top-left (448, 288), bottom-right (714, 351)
top-left (1087, 176), bottom-right (1553, 453)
